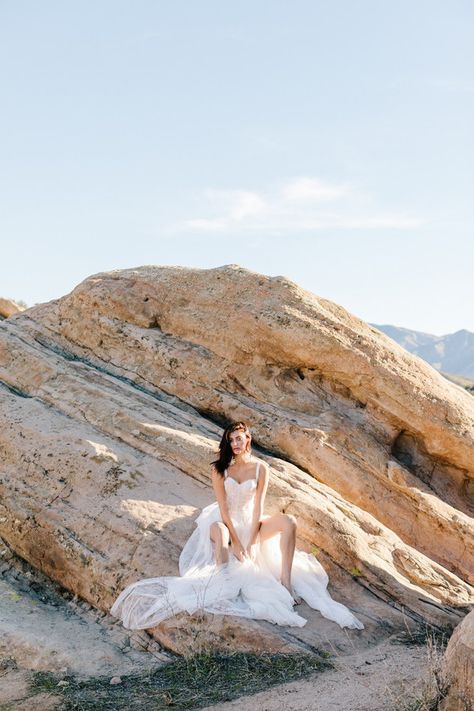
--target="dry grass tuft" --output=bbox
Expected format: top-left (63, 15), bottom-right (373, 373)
top-left (29, 650), bottom-right (332, 710)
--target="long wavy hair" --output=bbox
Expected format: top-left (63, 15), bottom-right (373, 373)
top-left (211, 420), bottom-right (252, 476)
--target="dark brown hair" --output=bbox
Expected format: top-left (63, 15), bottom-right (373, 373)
top-left (211, 420), bottom-right (252, 476)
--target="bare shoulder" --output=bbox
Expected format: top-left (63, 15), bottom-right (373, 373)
top-left (256, 459), bottom-right (270, 478)
top-left (210, 463), bottom-right (224, 484)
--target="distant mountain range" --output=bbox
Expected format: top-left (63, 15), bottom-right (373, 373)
top-left (371, 324), bottom-right (474, 386)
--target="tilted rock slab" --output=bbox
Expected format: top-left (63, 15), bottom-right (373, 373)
top-left (0, 264), bottom-right (473, 652)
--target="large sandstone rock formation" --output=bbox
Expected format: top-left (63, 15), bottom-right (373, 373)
top-left (0, 264), bottom-right (472, 654)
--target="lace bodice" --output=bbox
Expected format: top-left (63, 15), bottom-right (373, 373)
top-left (224, 462), bottom-right (260, 520)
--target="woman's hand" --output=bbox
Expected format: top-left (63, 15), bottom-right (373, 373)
top-left (231, 540), bottom-right (247, 562)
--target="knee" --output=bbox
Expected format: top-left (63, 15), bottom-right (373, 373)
top-left (283, 513), bottom-right (297, 532)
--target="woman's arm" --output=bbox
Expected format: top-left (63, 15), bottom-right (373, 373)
top-left (247, 462), bottom-right (269, 548)
top-left (211, 466), bottom-right (246, 553)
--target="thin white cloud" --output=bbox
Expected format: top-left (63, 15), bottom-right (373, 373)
top-left (282, 177), bottom-right (350, 202)
top-left (186, 218), bottom-right (229, 232)
top-left (295, 215), bottom-right (424, 230)
top-left (202, 189), bottom-right (267, 221)
top-left (178, 177), bottom-right (424, 234)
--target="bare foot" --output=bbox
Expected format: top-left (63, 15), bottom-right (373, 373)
top-left (282, 581), bottom-right (302, 605)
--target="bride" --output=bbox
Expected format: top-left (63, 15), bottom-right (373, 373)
top-left (110, 421), bottom-right (364, 630)
top-left (209, 422), bottom-right (303, 604)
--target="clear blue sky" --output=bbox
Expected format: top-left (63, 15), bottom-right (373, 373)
top-left (1, 1), bottom-right (473, 335)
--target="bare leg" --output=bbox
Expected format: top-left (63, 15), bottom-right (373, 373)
top-left (210, 521), bottom-right (230, 565)
top-left (279, 515), bottom-right (299, 600)
top-left (259, 513), bottom-right (302, 604)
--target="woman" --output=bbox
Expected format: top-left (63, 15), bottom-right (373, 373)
top-left (110, 421), bottom-right (364, 630)
top-left (209, 421), bottom-right (302, 604)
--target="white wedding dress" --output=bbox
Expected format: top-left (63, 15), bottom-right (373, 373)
top-left (110, 462), bottom-right (364, 630)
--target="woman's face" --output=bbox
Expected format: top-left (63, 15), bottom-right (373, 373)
top-left (228, 429), bottom-right (249, 455)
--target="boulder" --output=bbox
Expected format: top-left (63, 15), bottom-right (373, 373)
top-left (440, 609), bottom-right (474, 710)
top-left (0, 264), bottom-right (472, 654)
top-left (0, 297), bottom-right (25, 319)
